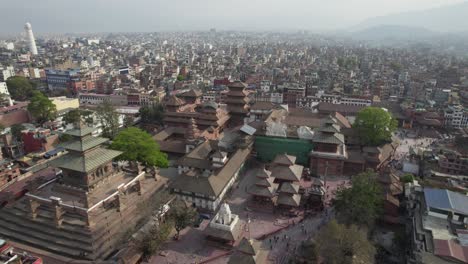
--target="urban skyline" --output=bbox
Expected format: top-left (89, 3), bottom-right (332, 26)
top-left (0, 0), bottom-right (467, 34)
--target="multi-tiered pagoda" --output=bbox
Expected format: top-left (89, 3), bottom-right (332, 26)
top-left (0, 123), bottom-right (165, 261)
top-left (225, 81), bottom-right (250, 127)
top-left (309, 116), bottom-right (347, 177)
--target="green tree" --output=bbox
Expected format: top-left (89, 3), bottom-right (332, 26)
top-left (400, 173), bottom-right (414, 183)
top-left (291, 240), bottom-right (319, 264)
top-left (96, 100), bottom-right (120, 139)
top-left (62, 109), bottom-right (82, 125)
top-left (27, 91), bottom-right (57, 124)
top-left (176, 74), bottom-right (185, 81)
top-left (139, 221), bottom-right (172, 259)
top-left (10, 124), bottom-right (26, 141)
top-left (6, 76), bottom-right (36, 101)
top-left (139, 103), bottom-right (164, 124)
top-left (0, 93), bottom-right (10, 106)
top-left (123, 115), bottom-right (135, 128)
top-left (316, 220), bottom-right (376, 264)
top-left (334, 170), bottom-right (383, 227)
top-left (168, 199), bottom-right (197, 239)
top-left (354, 107), bottom-right (397, 146)
top-left (59, 133), bottom-right (73, 142)
top-left (110, 127), bottom-right (168, 168)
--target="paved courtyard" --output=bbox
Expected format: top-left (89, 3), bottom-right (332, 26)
top-left (148, 163), bottom-right (349, 264)
top-left (393, 129), bottom-right (437, 165)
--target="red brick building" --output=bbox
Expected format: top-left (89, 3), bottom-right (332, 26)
top-left (0, 102), bottom-right (31, 127)
top-left (21, 128), bottom-right (59, 154)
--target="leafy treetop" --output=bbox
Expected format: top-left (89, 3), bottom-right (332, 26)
top-left (317, 220), bottom-right (376, 264)
top-left (110, 127), bottom-right (168, 168)
top-left (139, 104), bottom-right (164, 125)
top-left (96, 100), bottom-right (120, 139)
top-left (168, 199), bottom-right (198, 238)
top-left (334, 170), bottom-right (383, 227)
top-left (354, 106), bottom-right (397, 146)
top-left (6, 76), bottom-right (36, 101)
top-left (27, 91), bottom-right (57, 125)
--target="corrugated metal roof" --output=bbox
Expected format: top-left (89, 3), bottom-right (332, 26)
top-left (424, 188), bottom-right (468, 215)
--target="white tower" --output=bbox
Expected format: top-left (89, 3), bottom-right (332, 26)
top-left (24, 22), bottom-right (38, 55)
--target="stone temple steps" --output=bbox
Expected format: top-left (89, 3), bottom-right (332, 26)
top-left (0, 205), bottom-right (95, 259)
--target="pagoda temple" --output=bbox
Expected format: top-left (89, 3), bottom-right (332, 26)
top-left (248, 167), bottom-right (278, 203)
top-left (225, 81), bottom-right (250, 127)
top-left (0, 123), bottom-right (165, 261)
top-left (309, 116), bottom-right (347, 177)
top-left (155, 89), bottom-right (230, 155)
top-left (277, 182), bottom-right (301, 208)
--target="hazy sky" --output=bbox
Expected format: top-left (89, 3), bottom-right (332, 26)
top-left (0, 0), bottom-right (465, 33)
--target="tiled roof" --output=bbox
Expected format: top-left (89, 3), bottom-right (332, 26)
top-left (256, 167), bottom-right (272, 178)
top-left (228, 252), bottom-right (256, 264)
top-left (248, 185), bottom-right (277, 198)
top-left (255, 177), bottom-right (276, 187)
top-left (165, 95), bottom-right (185, 106)
top-left (228, 81), bottom-right (248, 89)
top-left (180, 89), bottom-right (202, 98)
top-left (334, 112), bottom-right (351, 128)
top-left (317, 124), bottom-right (341, 133)
top-left (312, 132), bottom-right (344, 145)
top-left (273, 154), bottom-right (296, 166)
top-left (237, 238), bottom-right (261, 256)
top-left (279, 182), bottom-right (300, 194)
top-left (317, 102), bottom-right (365, 115)
top-left (270, 164), bottom-right (303, 182)
top-left (277, 193), bottom-right (301, 207)
top-left (171, 147), bottom-right (251, 197)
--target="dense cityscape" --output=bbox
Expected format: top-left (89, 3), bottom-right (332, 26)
top-left (0, 4), bottom-right (468, 264)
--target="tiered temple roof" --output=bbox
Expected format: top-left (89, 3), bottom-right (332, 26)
top-left (248, 167), bottom-right (278, 198)
top-left (312, 116), bottom-right (345, 145)
top-left (228, 238), bottom-right (266, 264)
top-left (277, 182), bottom-right (301, 207)
top-left (226, 81), bottom-right (250, 126)
top-left (270, 154), bottom-right (303, 182)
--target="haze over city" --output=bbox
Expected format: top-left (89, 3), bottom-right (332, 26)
top-left (0, 0), bottom-right (467, 33)
top-left (1, 0), bottom-right (468, 264)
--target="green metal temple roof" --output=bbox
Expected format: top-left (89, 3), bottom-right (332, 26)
top-left (60, 136), bottom-right (109, 152)
top-left (64, 126), bottom-right (95, 137)
top-left (51, 148), bottom-right (122, 173)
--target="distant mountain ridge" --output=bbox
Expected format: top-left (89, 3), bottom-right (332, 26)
top-left (351, 25), bottom-right (435, 40)
top-left (354, 1), bottom-right (468, 33)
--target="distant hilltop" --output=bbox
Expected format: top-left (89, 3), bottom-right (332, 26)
top-left (353, 1), bottom-right (468, 33)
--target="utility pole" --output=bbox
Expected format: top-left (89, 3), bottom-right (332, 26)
top-left (324, 161), bottom-right (329, 190)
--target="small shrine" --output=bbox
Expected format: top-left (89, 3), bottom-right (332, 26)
top-left (204, 203), bottom-right (242, 247)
